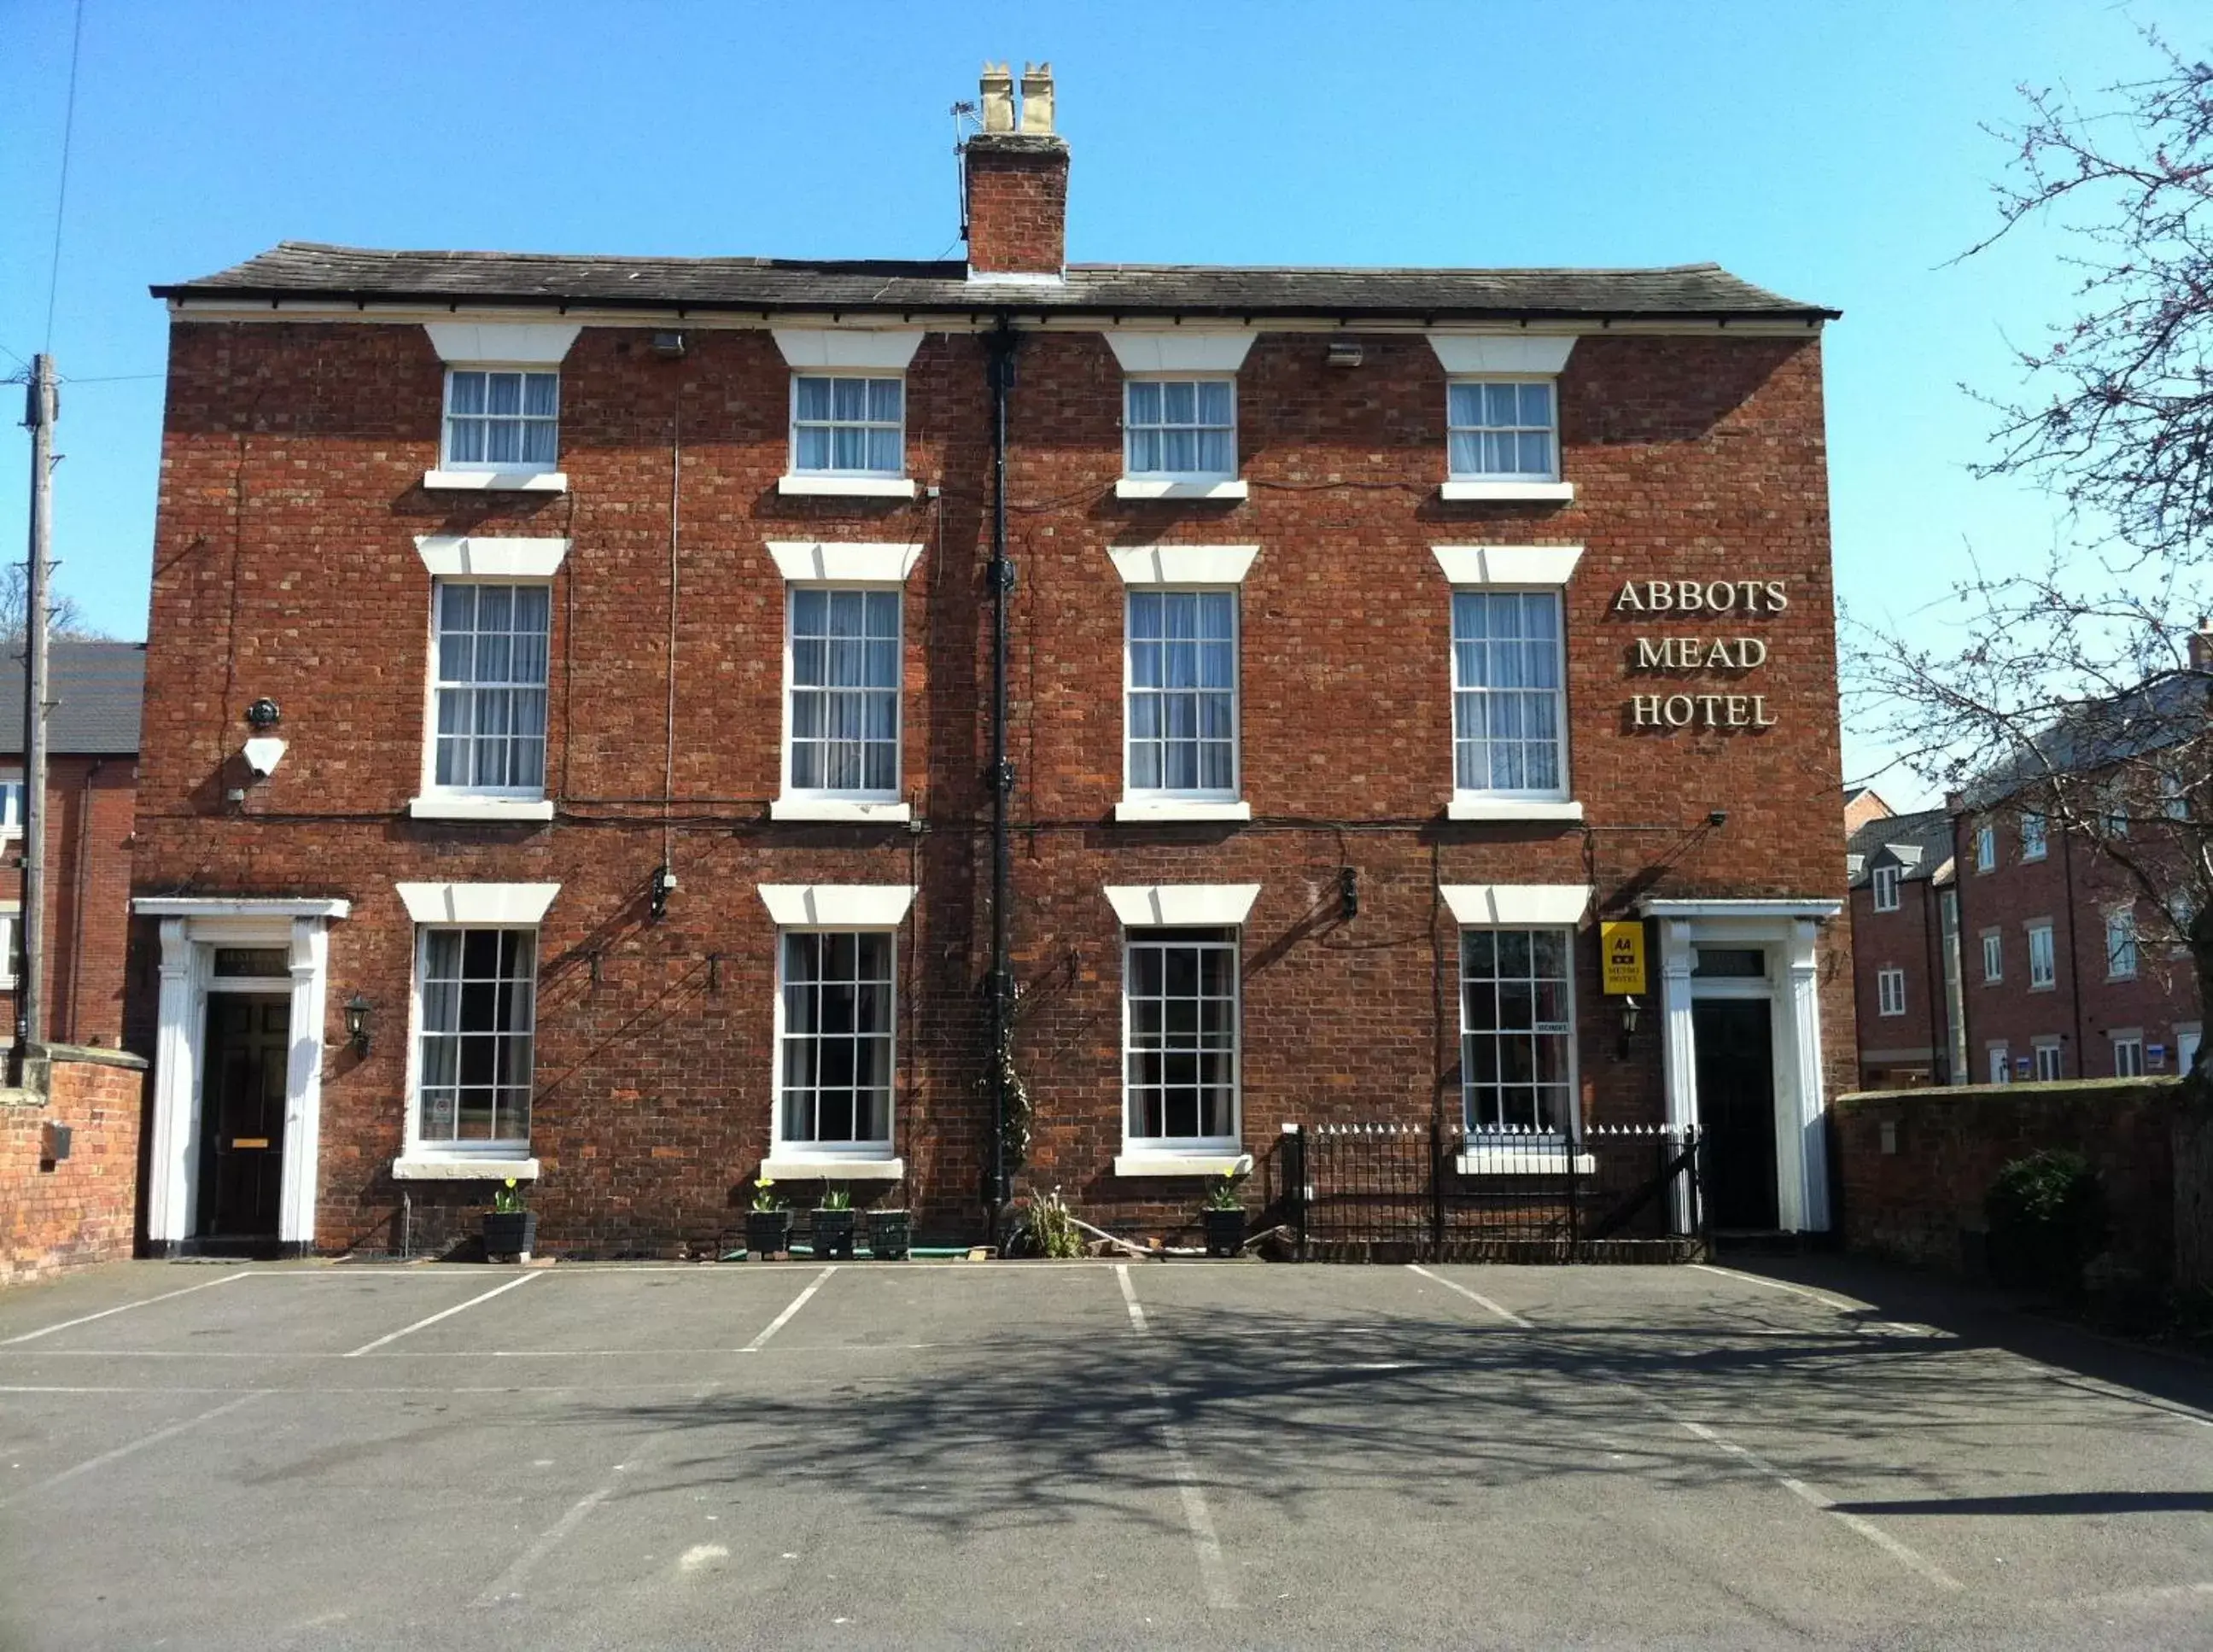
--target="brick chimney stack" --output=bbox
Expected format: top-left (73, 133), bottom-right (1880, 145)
top-left (964, 61), bottom-right (1068, 279)
top-left (2191, 616), bottom-right (2212, 672)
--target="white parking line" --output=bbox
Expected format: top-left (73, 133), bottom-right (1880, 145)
top-left (477, 1461), bottom-right (634, 1605)
top-left (342, 1272), bottom-right (542, 1357)
top-left (1147, 1381), bottom-right (1237, 1608)
top-left (1115, 1264), bottom-right (1147, 1333)
top-left (742, 1266), bottom-right (836, 1351)
top-left (1689, 1263), bottom-right (1861, 1314)
top-left (1678, 1418), bottom-right (1960, 1589)
top-left (0, 1270), bottom-right (249, 1346)
top-left (0, 1391), bottom-right (265, 1509)
top-left (1404, 1264), bottom-right (1534, 1328)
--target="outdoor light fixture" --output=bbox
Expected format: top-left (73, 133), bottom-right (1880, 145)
top-left (650, 864), bottom-right (677, 922)
top-left (651, 330), bottom-right (687, 359)
top-left (1326, 338), bottom-right (1363, 368)
top-left (245, 698), bottom-right (282, 731)
top-left (343, 992), bottom-right (372, 1055)
top-left (1340, 865), bottom-right (1359, 919)
top-left (1708, 808), bottom-right (1729, 828)
top-left (1620, 995), bottom-right (1641, 1038)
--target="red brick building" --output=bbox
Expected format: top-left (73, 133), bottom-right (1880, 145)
top-left (132, 68), bottom-right (1851, 1257)
top-left (1846, 802), bottom-right (1961, 1088)
top-left (1949, 662), bottom-right (2205, 1088)
top-left (0, 641), bottom-right (143, 1051)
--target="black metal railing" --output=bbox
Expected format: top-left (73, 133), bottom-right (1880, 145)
top-left (1268, 1119), bottom-right (1705, 1263)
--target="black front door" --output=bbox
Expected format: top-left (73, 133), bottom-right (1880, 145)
top-left (1694, 998), bottom-right (1778, 1230)
top-left (196, 994), bottom-right (291, 1239)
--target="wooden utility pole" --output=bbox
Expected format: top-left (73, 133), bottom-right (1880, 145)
top-left (19, 354), bottom-right (55, 1064)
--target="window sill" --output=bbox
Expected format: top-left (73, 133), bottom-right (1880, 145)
top-left (393, 1155), bottom-right (540, 1182)
top-left (1112, 1151), bottom-right (1252, 1179)
top-left (408, 796), bottom-right (555, 823)
top-left (2029, 983), bottom-right (2057, 993)
top-left (769, 798), bottom-right (914, 824)
top-left (422, 470), bottom-right (568, 493)
top-left (1114, 478), bottom-right (1249, 501)
top-left (1114, 799), bottom-right (1252, 824)
top-left (1447, 798), bottom-right (1584, 822)
top-left (1456, 1149), bottom-right (1597, 1176)
top-left (777, 475), bottom-right (919, 499)
top-left (760, 1155), bottom-right (906, 1182)
top-left (1440, 480), bottom-right (1575, 503)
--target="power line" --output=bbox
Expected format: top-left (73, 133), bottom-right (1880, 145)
top-left (43, 0), bottom-right (87, 350)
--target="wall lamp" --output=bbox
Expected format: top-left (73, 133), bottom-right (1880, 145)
top-left (343, 992), bottom-right (373, 1056)
top-left (650, 864), bottom-right (678, 922)
top-left (1340, 866), bottom-right (1359, 919)
top-left (1617, 995), bottom-right (1641, 1059)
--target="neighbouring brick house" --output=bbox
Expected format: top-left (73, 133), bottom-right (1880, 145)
top-left (0, 640), bottom-right (143, 1050)
top-left (1948, 644), bottom-right (2209, 1090)
top-left (1846, 801), bottom-right (1961, 1089)
top-left (131, 65), bottom-right (1851, 1258)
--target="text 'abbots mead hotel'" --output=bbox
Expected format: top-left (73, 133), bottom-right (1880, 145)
top-left (131, 64), bottom-right (1850, 1258)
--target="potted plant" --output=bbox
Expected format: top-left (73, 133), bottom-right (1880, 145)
top-left (483, 1177), bottom-right (537, 1261)
top-left (745, 1176), bottom-right (791, 1260)
top-left (813, 1184), bottom-right (856, 1259)
top-left (866, 1188), bottom-right (911, 1260)
top-left (1200, 1170), bottom-right (1246, 1258)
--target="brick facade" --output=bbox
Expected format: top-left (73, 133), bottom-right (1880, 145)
top-left (1953, 804), bottom-right (2199, 1085)
top-left (1, 756), bottom-right (138, 1049)
top-left (963, 132), bottom-right (1069, 277)
top-left (134, 87), bottom-right (1850, 1256)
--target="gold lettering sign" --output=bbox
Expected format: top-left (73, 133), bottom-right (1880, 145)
top-left (1601, 921), bottom-right (1647, 995)
top-left (1617, 579), bottom-right (1786, 730)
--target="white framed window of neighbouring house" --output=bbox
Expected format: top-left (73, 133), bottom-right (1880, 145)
top-left (1871, 864), bottom-right (1900, 912)
top-left (0, 774), bottom-right (21, 838)
top-left (1877, 966), bottom-right (1906, 1017)
top-left (2028, 920), bottom-right (2056, 989)
top-left (1124, 377), bottom-right (1237, 482)
top-left (442, 368), bottom-right (559, 475)
top-left (774, 929), bottom-right (897, 1158)
top-left (1982, 929), bottom-right (2003, 984)
top-left (0, 910), bottom-right (17, 989)
top-left (429, 582), bottom-right (551, 800)
top-left (2020, 810), bottom-right (2047, 861)
top-left (1988, 1041), bottom-right (2011, 1084)
top-left (790, 375), bottom-right (905, 478)
top-left (1126, 589), bottom-right (1238, 804)
top-left (785, 587), bottom-right (903, 803)
top-left (1975, 822), bottom-right (1996, 873)
top-left (2111, 1030), bottom-right (2146, 1078)
top-left (2033, 1038), bottom-right (2064, 1082)
top-left (2105, 905), bottom-right (2140, 979)
top-left (412, 926), bottom-right (538, 1155)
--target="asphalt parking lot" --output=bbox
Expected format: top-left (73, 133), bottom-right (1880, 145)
top-left (2, 1255), bottom-right (2210, 1651)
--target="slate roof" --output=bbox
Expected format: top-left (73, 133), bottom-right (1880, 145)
top-left (1962, 670), bottom-right (2209, 808)
top-left (1847, 807), bottom-right (1953, 891)
top-left (154, 242), bottom-right (1838, 324)
top-left (0, 640), bottom-right (146, 756)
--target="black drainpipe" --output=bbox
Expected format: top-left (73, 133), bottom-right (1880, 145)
top-left (984, 318), bottom-right (1019, 1244)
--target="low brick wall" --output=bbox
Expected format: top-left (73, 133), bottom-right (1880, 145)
top-left (2, 1044), bottom-right (149, 1287)
top-left (1834, 1078), bottom-right (2180, 1281)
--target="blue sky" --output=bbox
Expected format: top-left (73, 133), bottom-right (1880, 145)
top-left (3, 0), bottom-right (2197, 803)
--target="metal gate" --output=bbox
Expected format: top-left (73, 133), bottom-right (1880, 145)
top-left (1267, 1120), bottom-right (1706, 1263)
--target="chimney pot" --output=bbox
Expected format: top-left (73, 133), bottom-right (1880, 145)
top-left (979, 61), bottom-right (1015, 132)
top-left (1019, 62), bottom-right (1055, 133)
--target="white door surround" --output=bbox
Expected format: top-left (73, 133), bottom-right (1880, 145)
top-left (1640, 897), bottom-right (1842, 1233)
top-left (136, 896), bottom-right (350, 1254)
